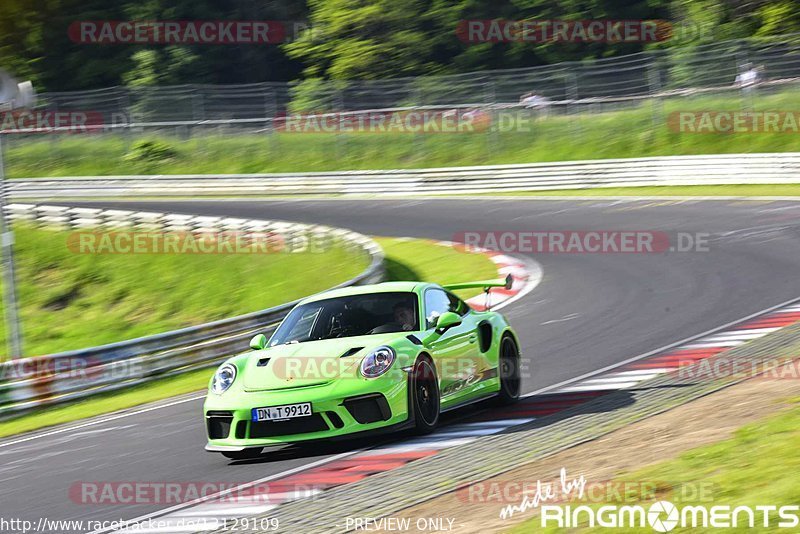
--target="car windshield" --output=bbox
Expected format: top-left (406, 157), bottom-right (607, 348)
top-left (269, 292), bottom-right (420, 345)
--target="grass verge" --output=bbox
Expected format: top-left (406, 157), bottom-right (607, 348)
top-left (377, 237), bottom-right (498, 300)
top-left (508, 397), bottom-right (800, 533)
top-left (0, 367), bottom-right (212, 438)
top-left (5, 89), bottom-right (800, 177)
top-left (0, 224), bottom-right (369, 357)
top-left (0, 236), bottom-right (499, 438)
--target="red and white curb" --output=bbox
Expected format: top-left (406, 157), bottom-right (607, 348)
top-left (102, 274), bottom-right (800, 532)
top-left (105, 246), bottom-right (543, 533)
top-left (433, 241), bottom-right (542, 312)
top-left (560, 303), bottom-right (800, 393)
top-left (106, 300), bottom-right (800, 533)
top-left (112, 417), bottom-right (541, 533)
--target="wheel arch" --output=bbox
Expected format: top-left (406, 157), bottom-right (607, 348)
top-left (501, 328), bottom-right (521, 349)
top-left (407, 351), bottom-right (440, 432)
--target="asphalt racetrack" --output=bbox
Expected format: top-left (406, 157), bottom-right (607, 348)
top-left (3, 197), bottom-right (800, 532)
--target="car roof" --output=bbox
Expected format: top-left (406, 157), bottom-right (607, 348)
top-left (298, 281), bottom-right (434, 304)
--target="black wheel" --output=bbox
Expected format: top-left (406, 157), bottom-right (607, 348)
top-left (221, 448), bottom-right (262, 460)
top-left (411, 357), bottom-right (440, 434)
top-left (495, 336), bottom-right (521, 405)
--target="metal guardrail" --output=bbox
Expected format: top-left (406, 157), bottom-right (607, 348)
top-left (8, 153), bottom-right (800, 197)
top-left (0, 204), bottom-right (384, 416)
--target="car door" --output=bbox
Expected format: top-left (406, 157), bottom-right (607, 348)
top-left (445, 291), bottom-right (494, 398)
top-left (423, 287), bottom-right (481, 405)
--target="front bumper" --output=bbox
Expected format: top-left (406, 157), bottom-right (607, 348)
top-left (203, 377), bottom-right (409, 450)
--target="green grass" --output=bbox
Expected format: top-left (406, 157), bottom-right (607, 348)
top-left (377, 237), bottom-right (498, 299)
top-left (0, 224), bottom-right (369, 357)
top-left (508, 397), bottom-right (800, 533)
top-left (478, 184), bottom-right (800, 197)
top-left (0, 367), bottom-right (213, 438)
top-left (0, 236), bottom-right (498, 438)
top-left (5, 88), bottom-right (800, 177)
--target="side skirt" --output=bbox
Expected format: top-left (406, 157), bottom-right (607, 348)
top-left (440, 390), bottom-right (498, 414)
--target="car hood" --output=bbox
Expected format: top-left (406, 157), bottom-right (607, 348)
top-left (241, 333), bottom-right (406, 391)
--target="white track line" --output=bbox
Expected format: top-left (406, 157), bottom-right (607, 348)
top-left (544, 304), bottom-right (800, 394)
top-left (14, 269), bottom-right (800, 533)
top-left (89, 449), bottom-right (364, 534)
top-left (0, 251), bottom-right (540, 450)
top-left (681, 340), bottom-right (746, 349)
top-left (521, 294), bottom-right (800, 399)
top-left (612, 369), bottom-right (671, 377)
top-left (701, 330), bottom-right (779, 341)
top-left (579, 376), bottom-right (654, 385)
top-left (560, 382), bottom-right (641, 392)
top-left (0, 394), bottom-right (206, 449)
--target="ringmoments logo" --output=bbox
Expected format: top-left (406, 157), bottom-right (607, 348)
top-left (498, 469), bottom-right (800, 531)
top-left (648, 501), bottom-right (679, 532)
top-left (539, 501), bottom-right (800, 530)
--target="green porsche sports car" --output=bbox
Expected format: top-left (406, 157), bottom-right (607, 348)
top-left (204, 277), bottom-right (522, 460)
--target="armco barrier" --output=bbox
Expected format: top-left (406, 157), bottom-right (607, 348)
top-left (7, 153), bottom-right (800, 197)
top-left (0, 204), bottom-right (384, 416)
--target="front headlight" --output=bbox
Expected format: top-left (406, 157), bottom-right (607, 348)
top-left (211, 363), bottom-right (237, 394)
top-left (360, 346), bottom-right (396, 378)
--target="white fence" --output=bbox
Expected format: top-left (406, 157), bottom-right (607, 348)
top-left (8, 153), bottom-right (800, 198)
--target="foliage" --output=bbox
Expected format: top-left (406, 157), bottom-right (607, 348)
top-left (1, 1), bottom-right (798, 91)
top-left (122, 139), bottom-right (177, 163)
top-left (0, 0), bottom-right (307, 90)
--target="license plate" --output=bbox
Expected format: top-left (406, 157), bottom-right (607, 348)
top-left (251, 402), bottom-right (312, 422)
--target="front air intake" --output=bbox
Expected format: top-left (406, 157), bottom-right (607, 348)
top-left (249, 414), bottom-right (330, 438)
top-left (343, 394), bottom-right (391, 424)
top-left (206, 411), bottom-right (233, 439)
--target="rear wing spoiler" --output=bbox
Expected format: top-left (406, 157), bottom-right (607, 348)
top-left (443, 274), bottom-right (513, 292)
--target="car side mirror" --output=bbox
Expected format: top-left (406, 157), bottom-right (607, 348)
top-left (422, 312), bottom-right (462, 345)
top-left (250, 334), bottom-right (268, 350)
top-left (434, 311), bottom-right (462, 332)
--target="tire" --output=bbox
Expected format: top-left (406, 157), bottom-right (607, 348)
top-left (495, 336), bottom-right (521, 405)
top-left (411, 357), bottom-right (440, 434)
top-left (221, 448), bottom-right (263, 460)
